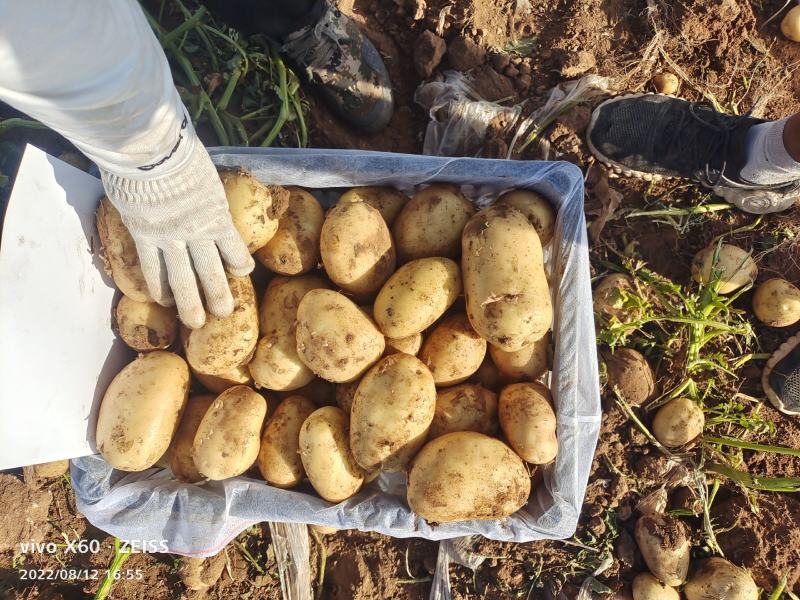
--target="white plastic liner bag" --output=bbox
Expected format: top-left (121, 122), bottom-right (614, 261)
top-left (72, 148), bottom-right (601, 557)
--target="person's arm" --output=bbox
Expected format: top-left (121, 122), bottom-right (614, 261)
top-left (0, 0), bottom-right (252, 328)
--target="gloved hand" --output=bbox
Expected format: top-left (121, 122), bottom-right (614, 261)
top-left (101, 141), bottom-right (254, 329)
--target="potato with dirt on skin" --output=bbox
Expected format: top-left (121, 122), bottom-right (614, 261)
top-left (320, 200), bottom-right (396, 298)
top-left (393, 183), bottom-right (475, 261)
top-left (258, 275), bottom-right (330, 336)
top-left (350, 354), bottom-right (436, 472)
top-left (96, 197), bottom-right (152, 302)
top-left (430, 384), bottom-right (498, 438)
top-left (221, 170), bottom-right (289, 252)
top-left (23, 460), bottom-right (70, 481)
top-left (338, 186), bottom-right (409, 226)
top-left (299, 406), bottom-right (365, 502)
top-left (192, 386), bottom-right (267, 480)
top-left (495, 189), bottom-right (556, 246)
top-left (114, 295), bottom-right (177, 352)
top-left (752, 278), bottom-right (800, 327)
top-left (296, 289), bottom-right (385, 383)
top-left (193, 363), bottom-right (253, 394)
top-left (490, 332), bottom-right (550, 381)
top-left (782, 5), bottom-right (800, 42)
top-left (593, 273), bottom-right (641, 325)
top-left (462, 204), bottom-right (552, 352)
top-left (652, 397), bottom-right (704, 448)
top-left (254, 187), bottom-right (324, 275)
top-left (96, 351), bottom-right (190, 471)
top-left (600, 347), bottom-right (656, 406)
top-left (634, 514), bottom-right (690, 586)
top-left (499, 382), bottom-right (558, 464)
top-left (683, 557), bottom-right (758, 600)
top-left (168, 395), bottom-right (215, 483)
top-left (419, 313), bottom-right (486, 386)
top-left (374, 257), bottom-right (462, 338)
top-left (184, 275), bottom-right (258, 375)
top-left (257, 395), bottom-right (317, 488)
top-left (632, 572), bottom-right (679, 600)
top-left (384, 332), bottom-right (423, 356)
top-left (691, 243), bottom-right (757, 294)
top-left (407, 432), bottom-right (531, 522)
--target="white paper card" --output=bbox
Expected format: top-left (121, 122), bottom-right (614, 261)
top-left (0, 145), bottom-right (132, 470)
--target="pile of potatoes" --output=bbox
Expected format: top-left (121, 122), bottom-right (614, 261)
top-left (94, 173), bottom-right (560, 523)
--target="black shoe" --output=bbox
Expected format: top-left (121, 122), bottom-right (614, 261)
top-left (763, 332), bottom-right (800, 415)
top-left (281, 4), bottom-right (393, 133)
top-left (587, 93), bottom-right (800, 214)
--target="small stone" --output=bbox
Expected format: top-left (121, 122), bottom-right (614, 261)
top-left (445, 35), bottom-right (486, 71)
top-left (468, 65), bottom-right (516, 101)
top-left (413, 30), bottom-right (447, 78)
top-left (652, 72), bottom-right (679, 95)
top-left (489, 52), bottom-right (511, 71)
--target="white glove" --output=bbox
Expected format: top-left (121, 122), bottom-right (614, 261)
top-left (101, 141), bottom-right (254, 329)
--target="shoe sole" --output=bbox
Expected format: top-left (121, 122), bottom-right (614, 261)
top-left (762, 331), bottom-right (800, 416)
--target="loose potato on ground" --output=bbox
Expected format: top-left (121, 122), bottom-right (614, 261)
top-left (114, 295), bottom-right (177, 352)
top-left (96, 351), bottom-right (190, 471)
top-left (320, 200), bottom-right (395, 298)
top-left (652, 397), bottom-right (704, 448)
top-left (257, 395), bottom-right (317, 488)
top-left (499, 382), bottom-right (558, 464)
top-left (221, 170), bottom-right (289, 252)
top-left (192, 386), bottom-right (267, 480)
top-left (168, 395), bottom-right (215, 483)
top-left (96, 197), bottom-right (152, 302)
top-left (593, 274), bottom-right (641, 325)
top-left (462, 204), bottom-right (552, 351)
top-left (782, 5), bottom-right (800, 42)
top-left (407, 432), bottom-right (530, 522)
top-left (490, 332), bottom-right (550, 381)
top-left (496, 189), bottom-right (556, 246)
top-left (184, 275), bottom-right (258, 375)
top-left (632, 573), bottom-right (680, 600)
top-left (193, 363), bottom-right (253, 394)
top-left (430, 384), bottom-right (498, 438)
top-left (384, 333), bottom-right (423, 356)
top-left (299, 406), bottom-right (365, 502)
top-left (374, 257), bottom-right (462, 338)
top-left (350, 354), bottom-right (436, 472)
top-left (691, 244), bottom-right (757, 294)
top-left (419, 313), bottom-right (486, 386)
top-left (753, 278), bottom-right (800, 327)
top-left (254, 187), bottom-right (324, 275)
top-left (24, 460), bottom-right (69, 480)
top-left (338, 186), bottom-right (409, 225)
top-left (634, 514), bottom-right (690, 586)
top-left (296, 289), bottom-right (385, 382)
top-left (683, 557), bottom-right (758, 600)
top-left (393, 183), bottom-right (475, 261)
top-left (600, 347), bottom-right (656, 406)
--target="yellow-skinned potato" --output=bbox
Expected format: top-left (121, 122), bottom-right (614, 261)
top-left (684, 557), bottom-right (758, 600)
top-left (691, 244), bottom-right (757, 294)
top-left (593, 273), bottom-right (641, 326)
top-left (632, 573), bottom-right (680, 600)
top-left (490, 332), bottom-right (550, 381)
top-left (250, 335), bottom-right (315, 391)
top-left (419, 313), bottom-right (486, 386)
top-left (221, 171), bottom-right (289, 252)
top-left (384, 333), bottom-right (423, 356)
top-left (320, 200), bottom-right (395, 298)
top-left (496, 189), bottom-right (556, 246)
top-left (192, 386), bottom-right (267, 480)
top-left (753, 278), bottom-right (800, 327)
top-left (407, 432), bottom-right (530, 522)
top-left (193, 363), bottom-right (253, 394)
top-left (339, 186), bottom-right (409, 226)
top-left (257, 395), bottom-right (317, 487)
top-left (168, 395), bottom-right (215, 482)
top-left (96, 197), bottom-right (152, 302)
top-left (296, 290), bottom-right (385, 382)
top-left (634, 514), bottom-right (690, 586)
top-left (499, 382), bottom-right (558, 464)
top-left (254, 187), bottom-right (324, 275)
top-left (96, 351), bottom-right (190, 471)
top-left (350, 354), bottom-right (436, 472)
top-left (184, 276), bottom-right (259, 376)
top-left (782, 5), bottom-right (800, 42)
top-left (299, 406), bottom-right (365, 502)
top-left (462, 205), bottom-right (552, 351)
top-left (258, 275), bottom-right (330, 335)
top-left (430, 384), bottom-right (498, 438)
top-left (393, 183), bottom-right (475, 261)
top-left (374, 257), bottom-right (462, 338)
top-left (114, 295), bottom-right (178, 352)
top-left (651, 397), bottom-right (704, 448)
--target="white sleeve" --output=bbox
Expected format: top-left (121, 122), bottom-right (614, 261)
top-left (0, 0), bottom-right (196, 179)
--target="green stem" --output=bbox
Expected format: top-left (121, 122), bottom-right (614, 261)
top-left (705, 462), bottom-right (800, 492)
top-left (94, 538), bottom-right (132, 600)
top-left (767, 576), bottom-right (788, 600)
top-left (217, 65), bottom-right (243, 112)
top-left (289, 92), bottom-right (307, 148)
top-left (704, 436), bottom-right (800, 458)
top-left (260, 50), bottom-right (289, 147)
top-left (161, 7), bottom-right (207, 45)
top-left (625, 203), bottom-right (732, 218)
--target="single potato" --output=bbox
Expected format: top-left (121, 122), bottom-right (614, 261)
top-left (632, 573), bottom-right (680, 600)
top-left (192, 386), bottom-right (267, 480)
top-left (430, 384), bottom-right (498, 438)
top-left (407, 432), bottom-right (531, 522)
top-left (462, 204), bottom-right (552, 351)
top-left (338, 186), bottom-right (409, 225)
top-left (296, 289), bottom-right (385, 382)
top-left (593, 273), bottom-right (641, 326)
top-left (96, 197), bottom-right (152, 302)
top-left (499, 382), bottom-right (558, 464)
top-left (221, 170), bottom-right (289, 252)
top-left (193, 363), bottom-right (253, 394)
top-left (753, 278), bottom-right (800, 327)
top-left (257, 395), bottom-right (317, 487)
top-left (96, 351), bottom-right (189, 471)
top-left (299, 406), bottom-right (365, 502)
top-left (168, 395), bottom-right (215, 483)
top-left (250, 334), bottom-right (315, 391)
top-left (254, 187), bottom-right (324, 275)
top-left (114, 295), bottom-right (177, 352)
top-left (320, 200), bottom-right (395, 298)
top-left (600, 347), bottom-right (656, 406)
top-left (495, 189), bottom-right (556, 246)
top-left (782, 5), bottom-right (800, 42)
top-left (691, 244), bottom-right (757, 294)
top-left (419, 313), bottom-right (486, 386)
top-left (350, 354), bottom-right (436, 472)
top-left (489, 332), bottom-right (550, 381)
top-left (393, 183), bottom-right (475, 261)
top-left (374, 257), bottom-right (462, 338)
top-left (683, 557), bottom-right (758, 600)
top-left (652, 397), bottom-right (704, 448)
top-left (384, 333), bottom-right (423, 356)
top-left (634, 514), bottom-right (690, 586)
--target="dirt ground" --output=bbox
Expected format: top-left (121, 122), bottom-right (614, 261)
top-left (3, 0), bottom-right (800, 598)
